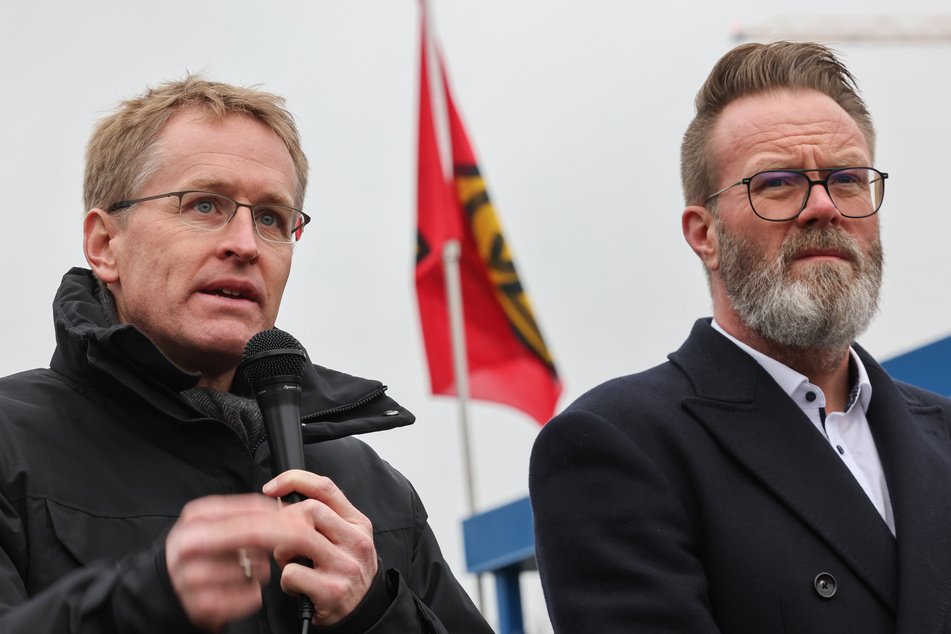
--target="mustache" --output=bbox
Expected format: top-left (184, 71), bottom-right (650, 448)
top-left (779, 228), bottom-right (863, 269)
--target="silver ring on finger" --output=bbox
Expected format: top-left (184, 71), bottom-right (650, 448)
top-left (237, 548), bottom-right (253, 583)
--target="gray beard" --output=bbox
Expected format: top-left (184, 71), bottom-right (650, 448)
top-left (717, 221), bottom-right (884, 350)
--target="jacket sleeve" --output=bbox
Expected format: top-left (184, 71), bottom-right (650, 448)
top-left (396, 518), bottom-right (494, 634)
top-left (0, 508), bottom-right (202, 634)
top-left (529, 408), bottom-right (722, 633)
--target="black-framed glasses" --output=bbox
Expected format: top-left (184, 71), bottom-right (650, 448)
top-left (108, 191), bottom-right (311, 244)
top-left (705, 167), bottom-right (888, 222)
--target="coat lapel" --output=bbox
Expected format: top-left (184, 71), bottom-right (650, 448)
top-left (861, 352), bottom-right (951, 634)
top-left (671, 321), bottom-right (898, 610)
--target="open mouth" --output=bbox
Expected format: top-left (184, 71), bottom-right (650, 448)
top-left (203, 288), bottom-right (251, 300)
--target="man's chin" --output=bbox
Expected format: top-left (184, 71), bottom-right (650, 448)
top-left (176, 326), bottom-right (269, 374)
top-left (789, 256), bottom-right (855, 275)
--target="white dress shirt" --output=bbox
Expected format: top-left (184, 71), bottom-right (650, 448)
top-left (712, 320), bottom-right (895, 535)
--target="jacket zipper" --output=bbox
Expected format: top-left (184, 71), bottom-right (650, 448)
top-left (249, 385), bottom-right (389, 456)
top-left (300, 385), bottom-right (388, 422)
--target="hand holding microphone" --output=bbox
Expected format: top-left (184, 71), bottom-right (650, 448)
top-left (242, 329), bottom-right (315, 629)
top-left (163, 331), bottom-right (378, 631)
top-left (243, 329), bottom-right (379, 629)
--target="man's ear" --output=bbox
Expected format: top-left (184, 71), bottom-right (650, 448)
top-left (682, 205), bottom-right (719, 272)
top-left (83, 209), bottom-right (120, 283)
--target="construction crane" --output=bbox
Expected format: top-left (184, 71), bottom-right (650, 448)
top-left (730, 14), bottom-right (951, 43)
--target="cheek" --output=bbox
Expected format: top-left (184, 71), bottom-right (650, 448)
top-left (123, 247), bottom-right (177, 291)
top-left (117, 244), bottom-right (199, 316)
top-left (262, 253), bottom-right (293, 311)
top-left (859, 224), bottom-right (881, 247)
top-left (115, 223), bottom-right (182, 271)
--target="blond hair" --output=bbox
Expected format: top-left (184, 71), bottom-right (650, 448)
top-left (680, 41), bottom-right (875, 209)
top-left (84, 75), bottom-right (308, 215)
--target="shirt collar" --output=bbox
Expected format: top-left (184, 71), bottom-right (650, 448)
top-left (710, 319), bottom-right (872, 413)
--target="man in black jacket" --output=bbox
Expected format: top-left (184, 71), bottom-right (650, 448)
top-left (0, 76), bottom-right (491, 633)
top-left (530, 42), bottom-right (951, 632)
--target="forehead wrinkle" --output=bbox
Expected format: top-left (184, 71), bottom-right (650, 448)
top-left (748, 152), bottom-right (871, 175)
top-left (721, 119), bottom-right (870, 177)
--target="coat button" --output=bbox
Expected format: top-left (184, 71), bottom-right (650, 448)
top-left (814, 572), bottom-right (837, 598)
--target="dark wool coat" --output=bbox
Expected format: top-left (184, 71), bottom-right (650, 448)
top-left (531, 319), bottom-right (951, 633)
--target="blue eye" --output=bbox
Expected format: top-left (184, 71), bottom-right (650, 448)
top-left (252, 207), bottom-right (294, 241)
top-left (194, 200), bottom-right (217, 214)
top-left (750, 171), bottom-right (803, 196)
top-left (182, 194), bottom-right (226, 216)
top-left (763, 175), bottom-right (797, 188)
top-left (177, 193), bottom-right (231, 230)
top-left (831, 171), bottom-right (863, 186)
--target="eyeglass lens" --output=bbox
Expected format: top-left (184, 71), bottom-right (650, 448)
top-left (178, 192), bottom-right (303, 243)
top-left (748, 168), bottom-right (885, 221)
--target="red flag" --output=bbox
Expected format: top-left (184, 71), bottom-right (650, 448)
top-left (415, 9), bottom-right (561, 425)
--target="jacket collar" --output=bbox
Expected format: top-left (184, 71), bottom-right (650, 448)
top-left (50, 267), bottom-right (414, 440)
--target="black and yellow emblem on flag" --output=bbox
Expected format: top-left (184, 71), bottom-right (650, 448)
top-left (454, 163), bottom-right (557, 376)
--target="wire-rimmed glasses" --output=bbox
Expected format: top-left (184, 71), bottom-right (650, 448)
top-left (108, 191), bottom-right (311, 243)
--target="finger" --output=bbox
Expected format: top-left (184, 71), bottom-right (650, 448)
top-left (179, 494), bottom-right (279, 522)
top-left (270, 506), bottom-right (331, 567)
top-left (173, 567), bottom-right (267, 632)
top-left (236, 547), bottom-right (273, 586)
top-left (263, 471), bottom-right (365, 523)
top-left (270, 501), bottom-right (376, 582)
top-left (170, 547), bottom-right (271, 589)
top-left (172, 503), bottom-right (308, 560)
top-left (279, 557), bottom-right (379, 626)
top-left (283, 498), bottom-right (373, 551)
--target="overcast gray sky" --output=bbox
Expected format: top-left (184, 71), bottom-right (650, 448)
top-left (3, 2), bottom-right (951, 630)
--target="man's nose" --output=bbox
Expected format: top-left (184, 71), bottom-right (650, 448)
top-left (218, 206), bottom-right (261, 261)
top-left (796, 181), bottom-right (841, 228)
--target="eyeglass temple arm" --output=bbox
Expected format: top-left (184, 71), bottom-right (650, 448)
top-left (107, 201), bottom-right (133, 213)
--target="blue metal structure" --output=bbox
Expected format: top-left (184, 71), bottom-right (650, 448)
top-left (464, 333), bottom-right (951, 632)
top-left (462, 496), bottom-right (535, 634)
top-left (881, 335), bottom-right (951, 396)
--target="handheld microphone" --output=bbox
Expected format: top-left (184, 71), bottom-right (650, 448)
top-left (242, 328), bottom-right (307, 504)
top-left (242, 328), bottom-right (316, 631)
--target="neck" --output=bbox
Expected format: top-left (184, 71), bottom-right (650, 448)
top-left (196, 368), bottom-right (236, 392)
top-left (727, 320), bottom-right (854, 413)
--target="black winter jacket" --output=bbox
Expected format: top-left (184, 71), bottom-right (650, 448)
top-left (0, 268), bottom-right (491, 633)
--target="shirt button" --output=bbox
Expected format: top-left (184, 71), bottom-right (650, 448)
top-left (814, 572), bottom-right (837, 598)
top-left (805, 392), bottom-right (817, 402)
top-left (836, 445), bottom-right (845, 455)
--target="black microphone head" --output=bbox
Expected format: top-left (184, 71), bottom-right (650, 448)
top-left (242, 328), bottom-right (307, 387)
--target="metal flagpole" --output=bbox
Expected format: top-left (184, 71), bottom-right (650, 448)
top-left (442, 239), bottom-right (478, 514)
top-left (441, 238), bottom-right (484, 609)
top-left (424, 0), bottom-right (484, 611)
